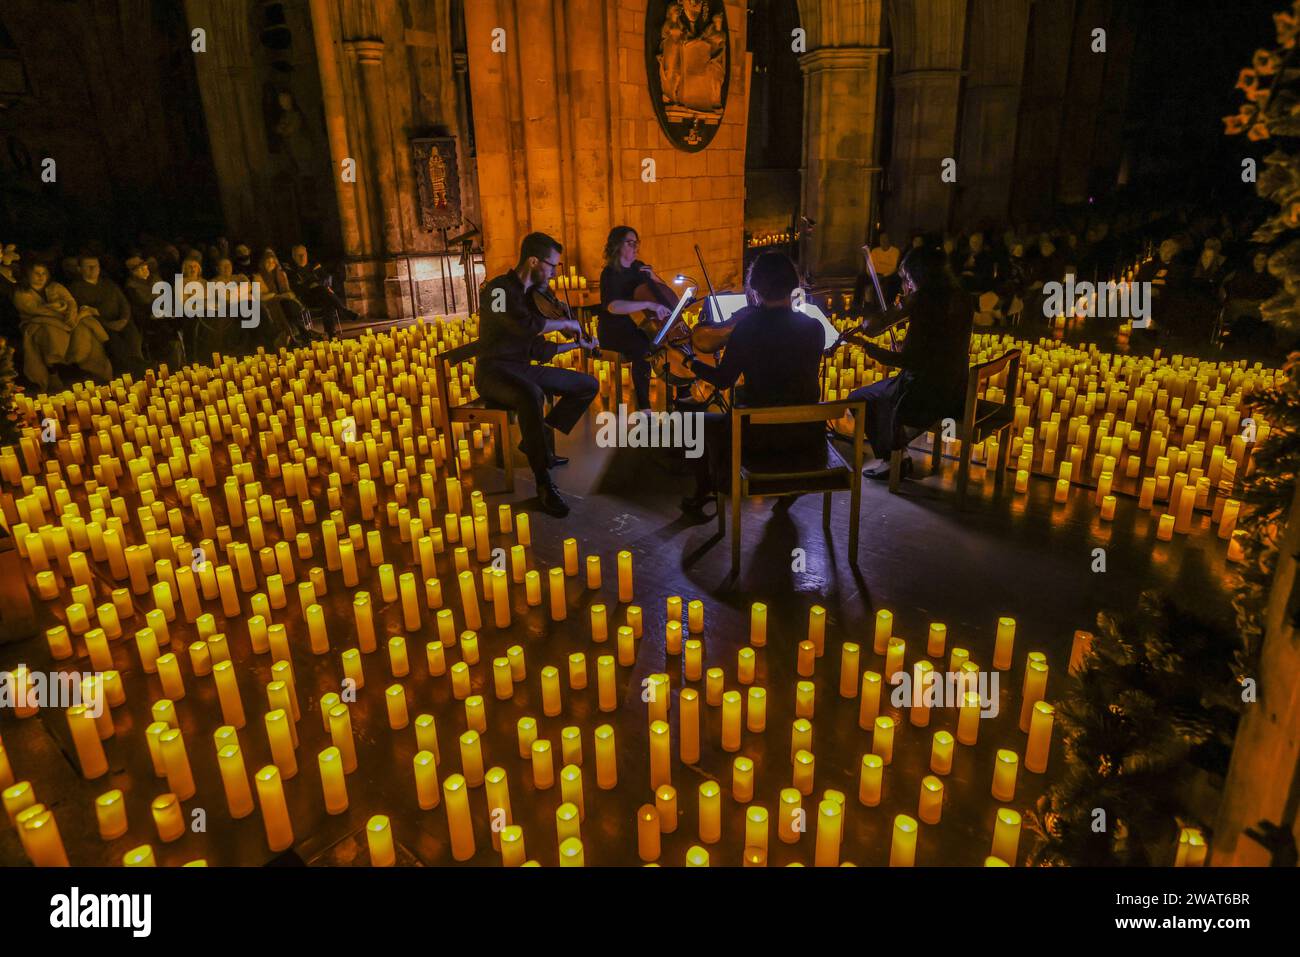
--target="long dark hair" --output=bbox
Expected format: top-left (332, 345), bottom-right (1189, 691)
top-left (604, 226), bottom-right (638, 268)
top-left (899, 246), bottom-right (960, 298)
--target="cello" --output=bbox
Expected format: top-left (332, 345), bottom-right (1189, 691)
top-left (652, 245), bottom-right (743, 409)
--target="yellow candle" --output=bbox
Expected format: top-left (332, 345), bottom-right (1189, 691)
top-left (858, 752), bottom-right (884, 806)
top-left (46, 624), bottom-right (73, 660)
top-left (444, 773), bottom-right (475, 860)
top-left (492, 568), bottom-right (511, 628)
top-left (212, 660), bottom-right (246, 729)
top-left (493, 657), bottom-right (514, 699)
top-left (541, 666), bottom-right (562, 717)
top-left (254, 765), bottom-right (294, 851)
top-left (795, 680), bottom-right (815, 719)
top-left (1218, 498), bottom-right (1241, 539)
top-left (931, 730), bottom-right (955, 775)
top-left (559, 835), bottom-right (585, 866)
top-left (838, 642), bottom-right (861, 698)
top-left (918, 775), bottom-right (944, 825)
top-left (778, 788), bottom-right (802, 844)
top-left (957, 691), bottom-right (982, 745)
top-left (3, 780), bottom-right (35, 824)
top-left (485, 766), bottom-right (513, 847)
top-left (627, 605), bottom-right (643, 638)
top-left (560, 764), bottom-right (584, 819)
top-left (466, 695), bottom-right (487, 734)
top-left (160, 729), bottom-right (195, 800)
top-left (991, 808), bottom-right (1021, 864)
top-left (992, 749), bottom-right (1019, 800)
top-left (873, 609), bottom-right (893, 654)
top-left (885, 636), bottom-right (906, 680)
top-left (721, 691), bottom-right (742, 752)
top-left (329, 704), bottom-right (357, 773)
top-left (353, 592), bottom-right (376, 653)
top-left (508, 645), bottom-right (526, 682)
top-left (1019, 658), bottom-right (1049, 731)
top-left (815, 799), bottom-right (842, 867)
top-left (500, 825), bottom-right (525, 866)
top-left (122, 844), bottom-right (156, 867)
top-left (698, 781), bottom-right (721, 844)
top-left (680, 688), bottom-right (700, 764)
top-left (858, 671), bottom-right (882, 729)
top-left (1025, 701), bottom-right (1055, 773)
top-left (595, 724), bottom-right (617, 789)
top-left (22, 808), bottom-right (70, 866)
top-left (68, 706), bottom-right (108, 779)
top-left (746, 687), bottom-right (767, 733)
top-left (749, 602), bottom-right (768, 647)
top-left (618, 625), bottom-right (636, 666)
top-left (586, 554), bottom-right (601, 590)
top-left (366, 814), bottom-right (396, 867)
top-left (909, 660), bottom-right (934, 727)
top-left (414, 750), bottom-right (440, 809)
top-left (473, 515), bottom-right (490, 563)
top-left (1100, 494), bottom-right (1117, 521)
top-left (458, 570), bottom-right (482, 630)
top-left (95, 789), bottom-right (129, 840)
top-left (342, 648), bottom-right (364, 691)
top-left (318, 746), bottom-right (348, 814)
top-left (873, 716), bottom-right (895, 765)
top-left (890, 814), bottom-right (918, 866)
top-left (563, 538), bottom-right (578, 576)
top-left (617, 550), bottom-right (633, 602)
top-left (515, 511), bottom-right (530, 546)
top-left (808, 605), bottom-right (826, 656)
top-left (993, 617), bottom-right (1015, 670)
top-left (729, 755), bottom-right (755, 803)
top-left (531, 738), bottom-right (555, 788)
top-left (649, 720), bottom-right (671, 789)
top-left (737, 647), bottom-right (756, 685)
top-left (386, 684), bottom-right (410, 730)
top-left (688, 598), bottom-right (704, 634)
top-left (525, 569), bottom-right (541, 605)
top-left (152, 793), bottom-right (185, 843)
top-left (387, 635), bottom-right (409, 677)
top-left (793, 749), bottom-right (815, 795)
top-left (598, 655), bottom-right (617, 711)
top-left (637, 804), bottom-right (661, 862)
top-left (744, 804), bottom-right (769, 854)
top-left (705, 667), bottom-right (724, 705)
top-left (797, 640), bottom-right (815, 677)
top-left (265, 709), bottom-right (298, 780)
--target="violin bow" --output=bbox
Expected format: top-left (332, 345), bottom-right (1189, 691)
top-left (862, 246), bottom-right (899, 351)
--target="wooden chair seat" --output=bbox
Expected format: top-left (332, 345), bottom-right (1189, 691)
top-left (742, 442), bottom-right (851, 494)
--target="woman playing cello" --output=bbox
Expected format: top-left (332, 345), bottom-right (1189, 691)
top-left (598, 226), bottom-right (677, 410)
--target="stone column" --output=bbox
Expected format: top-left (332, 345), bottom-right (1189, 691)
top-left (954, 0), bottom-right (1032, 228)
top-left (347, 39), bottom-right (402, 256)
top-left (308, 0), bottom-right (363, 258)
top-left (795, 0), bottom-right (888, 283)
top-left (883, 0), bottom-right (968, 240)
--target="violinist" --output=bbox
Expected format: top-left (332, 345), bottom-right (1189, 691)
top-left (477, 232), bottom-right (599, 518)
top-left (598, 226), bottom-right (673, 410)
top-left (842, 245), bottom-right (973, 480)
top-left (680, 251), bottom-right (825, 513)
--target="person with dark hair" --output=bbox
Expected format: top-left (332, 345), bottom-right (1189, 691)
top-left (597, 226), bottom-right (672, 410)
top-left (286, 244), bottom-right (356, 337)
top-left (70, 254), bottom-right (147, 379)
top-left (679, 250), bottom-right (825, 512)
top-left (844, 246), bottom-right (973, 479)
top-left (124, 255), bottom-right (185, 369)
top-left (476, 232), bottom-right (599, 517)
top-left (13, 261), bottom-right (112, 390)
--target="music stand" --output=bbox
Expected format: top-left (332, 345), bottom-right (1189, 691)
top-left (652, 286), bottom-right (697, 347)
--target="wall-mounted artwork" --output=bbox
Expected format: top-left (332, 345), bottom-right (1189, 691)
top-left (412, 136), bottom-right (462, 232)
top-left (646, 0), bottom-right (730, 152)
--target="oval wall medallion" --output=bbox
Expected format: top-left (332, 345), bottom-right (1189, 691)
top-left (645, 0), bottom-right (730, 152)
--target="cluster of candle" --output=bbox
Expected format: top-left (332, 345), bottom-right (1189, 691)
top-left (820, 321), bottom-right (1272, 550)
top-left (0, 312), bottom-right (1213, 867)
top-left (746, 230), bottom-right (794, 249)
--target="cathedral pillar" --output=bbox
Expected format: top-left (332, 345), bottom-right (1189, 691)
top-left (307, 0), bottom-right (363, 259)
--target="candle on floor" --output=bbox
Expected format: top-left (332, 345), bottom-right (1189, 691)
top-left (873, 609), bottom-right (892, 654)
top-left (705, 668), bottom-right (724, 705)
top-left (443, 774), bottom-right (475, 861)
top-left (910, 660), bottom-right (934, 727)
top-left (698, 781), bottom-right (721, 844)
top-left (637, 804), bottom-right (661, 862)
top-left (1218, 498), bottom-right (1240, 539)
top-left (563, 538), bottom-right (579, 576)
top-left (555, 801), bottom-right (581, 845)
top-left (931, 730), bottom-right (955, 775)
top-left (152, 793), bottom-right (185, 843)
top-left (750, 602), bottom-right (767, 646)
top-left (858, 671), bottom-right (882, 729)
top-left (778, 788), bottom-right (802, 844)
top-left (666, 595), bottom-right (682, 626)
top-left (254, 765), bottom-right (294, 852)
top-left (721, 691), bottom-right (742, 752)
top-left (1101, 494), bottom-right (1117, 521)
top-left (597, 655), bottom-right (617, 711)
top-left (500, 826), bottom-right (526, 867)
top-left (594, 724), bottom-right (617, 789)
top-left (918, 775), bottom-right (944, 825)
top-left (317, 746), bottom-right (348, 814)
top-left (68, 706), bottom-right (108, 779)
top-left (212, 660), bottom-right (246, 729)
top-left (873, 716), bottom-right (895, 765)
top-left (459, 730), bottom-right (485, 787)
top-left (795, 681), bottom-right (815, 719)
top-left (617, 626), bottom-right (636, 667)
top-left (515, 511), bottom-right (530, 546)
top-left (585, 554), bottom-right (601, 590)
top-left (160, 729), bottom-right (196, 800)
top-left (22, 809), bottom-right (69, 866)
top-left (815, 799), bottom-right (842, 867)
top-left (991, 808), bottom-right (1021, 865)
top-left (746, 687), bottom-right (767, 734)
top-left (885, 637), bottom-right (906, 680)
top-left (649, 720), bottom-right (671, 790)
top-left (656, 784), bottom-right (678, 833)
top-left (1014, 469), bottom-right (1028, 493)
top-left (992, 749), bottom-right (1019, 801)
top-left (957, 691), bottom-right (982, 745)
top-left (559, 836), bottom-right (585, 867)
top-left (890, 814), bottom-right (918, 867)
top-left (1025, 701), bottom-right (1055, 773)
top-left (737, 647), bottom-right (756, 685)
top-left (342, 648), bottom-right (364, 691)
top-left (329, 705), bottom-right (357, 773)
top-left (674, 688), bottom-right (699, 764)
top-left (458, 570), bottom-right (482, 630)
top-left (493, 657), bottom-right (514, 699)
top-left (265, 709), bottom-right (298, 780)
top-left (687, 598), bottom-right (704, 634)
top-left (617, 550), bottom-right (633, 603)
top-left (797, 640), bottom-right (815, 678)
top-left (3, 781), bottom-right (35, 825)
top-left (837, 642), bottom-right (861, 698)
top-left (1019, 657), bottom-right (1049, 731)
top-left (1174, 484), bottom-right (1196, 533)
top-left (733, 756), bottom-right (754, 803)
top-left (413, 750), bottom-right (440, 810)
top-left (366, 815), bottom-right (396, 867)
top-left (744, 804), bottom-right (769, 855)
top-left (808, 605), bottom-right (825, 656)
top-left (95, 789), bottom-right (129, 840)
top-left (627, 605), bottom-right (643, 638)
top-left (354, 593), bottom-right (377, 652)
top-left (793, 749), bottom-right (815, 795)
top-left (531, 739), bottom-right (555, 789)
top-left (993, 617), bottom-right (1015, 670)
top-left (547, 567), bottom-right (567, 621)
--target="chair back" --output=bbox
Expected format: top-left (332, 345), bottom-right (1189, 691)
top-left (733, 399), bottom-right (867, 482)
top-left (963, 348), bottom-right (1021, 438)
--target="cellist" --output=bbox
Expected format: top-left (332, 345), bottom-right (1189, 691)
top-left (598, 226), bottom-right (674, 410)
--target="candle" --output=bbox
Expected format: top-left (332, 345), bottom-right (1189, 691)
top-left (386, 684), bottom-right (410, 730)
top-left (993, 617), bottom-right (1015, 670)
top-left (992, 749), bottom-right (1019, 800)
top-left (160, 729), bottom-right (196, 800)
top-left (797, 640), bottom-right (815, 678)
top-left (778, 788), bottom-right (802, 844)
top-left (3, 781), bottom-right (35, 824)
top-left (666, 595), bottom-right (682, 626)
top-left (958, 691), bottom-right (982, 745)
top-left (638, 804), bottom-right (661, 862)
top-left (559, 835), bottom-right (585, 867)
top-left (532, 739), bottom-right (555, 788)
top-left (928, 729), bottom-right (955, 775)
top-left (152, 793), bottom-right (185, 843)
top-left (595, 724), bottom-right (617, 789)
top-left (857, 671), bottom-right (882, 730)
top-left (909, 660), bottom-right (935, 727)
top-left (254, 765), bottom-right (294, 852)
top-left (1020, 658), bottom-right (1049, 730)
top-left (616, 550), bottom-right (633, 602)
top-left (492, 569), bottom-right (510, 628)
top-left (510, 544), bottom-right (526, 583)
top-left (1014, 468), bottom-right (1028, 493)
top-left (1218, 498), bottom-right (1241, 539)
top-left (597, 655), bottom-right (617, 711)
top-left (584, 554), bottom-right (601, 590)
top-left (515, 715), bottom-right (535, 756)
top-left (721, 691), bottom-right (742, 752)
top-left (21, 808), bottom-right (69, 866)
top-left (414, 750), bottom-right (440, 809)
top-left (1025, 701), bottom-right (1055, 773)
top-left (265, 709), bottom-right (298, 779)
top-left (500, 825), bottom-right (525, 866)
top-left (795, 680), bottom-right (815, 719)
top-left (458, 734), bottom-right (483, 788)
top-left (873, 609), bottom-right (892, 654)
top-left (329, 705), bottom-right (357, 773)
top-left (815, 799), bottom-right (842, 867)
top-left (366, 815), bottom-right (396, 867)
top-left (1174, 484), bottom-right (1196, 533)
top-left (885, 636), bottom-right (906, 680)
top-left (549, 566), bottom-right (567, 621)
top-left (318, 746), bottom-right (348, 814)
top-left (679, 689), bottom-right (700, 764)
top-left (800, 606), bottom-right (825, 660)
top-left (458, 570), bottom-right (482, 630)
top-left (873, 716), bottom-right (895, 765)
top-left (746, 686), bottom-right (767, 734)
top-left (705, 668), bottom-right (724, 705)
top-left (698, 781), bottom-right (721, 844)
top-left (890, 814), bottom-right (918, 867)
top-left (750, 602), bottom-right (767, 646)
top-left (991, 808), bottom-right (1021, 864)
top-left (95, 789), bottom-right (129, 840)
top-left (444, 774), bottom-right (475, 861)
top-left (918, 775), bottom-right (944, 825)
top-left (122, 845), bottom-right (156, 867)
top-left (493, 657), bottom-right (514, 699)
top-left (646, 673), bottom-right (669, 723)
top-left (541, 666), bottom-right (562, 717)
top-left (515, 511), bottom-right (530, 546)
top-left (618, 626), bottom-right (636, 667)
top-left (563, 538), bottom-right (579, 575)
top-left (627, 605), bottom-right (643, 638)
top-left (387, 635), bottom-right (410, 677)
top-left (213, 660), bottom-right (246, 729)
top-left (793, 749), bottom-right (815, 795)
top-left (474, 515), bottom-right (490, 563)
top-left (525, 570), bottom-right (541, 605)
top-left (649, 720), bottom-right (671, 789)
top-left (688, 598), bottom-right (704, 634)
top-left (560, 764), bottom-right (584, 819)
top-left (485, 766), bottom-right (513, 849)
top-left (68, 706), bottom-right (108, 779)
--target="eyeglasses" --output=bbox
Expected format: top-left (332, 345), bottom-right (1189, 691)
top-left (543, 258), bottom-right (562, 270)
top-left (623, 238), bottom-right (640, 247)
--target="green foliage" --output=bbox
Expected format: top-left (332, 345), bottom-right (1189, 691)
top-left (1026, 593), bottom-right (1243, 866)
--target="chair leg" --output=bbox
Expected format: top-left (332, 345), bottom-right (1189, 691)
top-left (995, 427), bottom-right (1011, 490)
top-left (731, 494), bottom-right (742, 575)
top-left (499, 414), bottom-right (514, 493)
top-left (930, 429), bottom-right (941, 474)
top-left (849, 477), bottom-right (861, 562)
top-left (889, 449), bottom-right (903, 493)
top-left (956, 436), bottom-right (972, 510)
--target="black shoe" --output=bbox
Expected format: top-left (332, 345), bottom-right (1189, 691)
top-left (680, 491), bottom-right (716, 513)
top-left (537, 481), bottom-right (571, 518)
top-left (865, 456), bottom-right (912, 481)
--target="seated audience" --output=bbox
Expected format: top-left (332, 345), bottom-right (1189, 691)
top-left (70, 254), bottom-right (146, 378)
top-left (13, 261), bottom-right (112, 391)
top-left (124, 255), bottom-right (185, 369)
top-left (285, 244), bottom-right (354, 337)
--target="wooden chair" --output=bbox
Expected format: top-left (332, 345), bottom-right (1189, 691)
top-left (721, 399), bottom-right (867, 575)
top-left (434, 340), bottom-right (515, 493)
top-left (888, 348), bottom-right (1021, 508)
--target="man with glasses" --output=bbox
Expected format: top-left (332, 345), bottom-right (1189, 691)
top-left (476, 232), bottom-right (599, 517)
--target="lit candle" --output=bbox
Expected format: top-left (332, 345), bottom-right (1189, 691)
top-left (797, 640), bottom-right (815, 678)
top-left (778, 788), bottom-right (802, 844)
top-left (386, 684), bottom-right (410, 730)
top-left (679, 688), bottom-right (700, 764)
top-left (318, 746), bottom-right (348, 814)
top-left (688, 599), bottom-right (704, 634)
top-left (746, 687), bottom-right (767, 734)
top-left (795, 680), bottom-right (815, 719)
top-left (515, 511), bottom-right (530, 546)
top-left (992, 749), bottom-right (1019, 801)
top-left (721, 691), bottom-right (742, 752)
top-left (366, 814), bottom-right (396, 867)
top-left (500, 825), bottom-right (525, 866)
top-left (890, 814), bottom-right (918, 867)
top-left (910, 660), bottom-right (934, 727)
top-left (1020, 658), bottom-right (1049, 731)
top-left (1025, 701), bottom-right (1055, 773)
top-left (549, 566), bottom-right (567, 621)
top-left (1014, 468), bottom-right (1028, 493)
top-left (595, 724), bottom-right (617, 789)
top-left (617, 550), bottom-right (633, 602)
top-left (329, 704), bottom-right (357, 773)
top-left (666, 595), bottom-right (682, 625)
top-left (918, 775), bottom-right (944, 825)
top-left (857, 671), bottom-right (882, 729)
top-left (698, 781), bottom-right (721, 844)
top-left (541, 666), bottom-right (562, 717)
top-left (531, 738), bottom-right (555, 788)
top-left (957, 691), bottom-right (982, 745)
top-left (637, 804), bottom-right (661, 862)
top-left (160, 729), bottom-right (196, 800)
top-left (525, 570), bottom-right (541, 605)
top-left (627, 605), bottom-right (643, 638)
top-left (68, 706), bottom-right (107, 779)
top-left (510, 544), bottom-right (526, 583)
top-left (443, 773), bottom-right (475, 861)
top-left (152, 793), bottom-right (185, 843)
top-left (649, 720), bottom-right (671, 789)
top-left (931, 730), bottom-right (955, 775)
top-left (874, 609), bottom-right (893, 654)
top-left (597, 655), bottom-right (617, 711)
top-left (618, 625), bottom-right (636, 667)
top-left (991, 808), bottom-right (1021, 865)
top-left (265, 709), bottom-right (298, 780)
top-left (254, 765), bottom-right (294, 852)
top-left (705, 668), bottom-right (724, 705)
top-left (563, 538), bottom-right (579, 576)
top-left (21, 808), bottom-right (69, 866)
top-left (559, 835), bottom-right (585, 867)
top-left (885, 636), bottom-right (906, 680)
top-left (815, 799), bottom-right (842, 867)
top-left (583, 554), bottom-right (601, 590)
top-left (3, 780), bottom-right (35, 824)
top-left (560, 764), bottom-right (585, 819)
top-left (414, 750), bottom-right (440, 809)
top-left (491, 569), bottom-right (511, 628)
top-left (750, 602), bottom-right (767, 646)
top-left (213, 660), bottom-right (246, 729)
top-left (1218, 498), bottom-right (1241, 539)
top-left (458, 570), bottom-right (482, 630)
top-left (95, 789), bottom-right (129, 840)
top-left (793, 749), bottom-right (815, 795)
top-left (873, 716), bottom-right (895, 765)
top-left (993, 617), bottom-right (1015, 670)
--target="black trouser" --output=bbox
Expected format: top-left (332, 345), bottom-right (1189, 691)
top-left (848, 372), bottom-right (962, 459)
top-left (597, 316), bottom-right (654, 409)
top-left (475, 359), bottom-right (598, 482)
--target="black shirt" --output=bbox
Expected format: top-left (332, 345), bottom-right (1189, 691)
top-left (691, 304), bottom-right (825, 450)
top-left (599, 263), bottom-right (645, 322)
top-left (477, 270), bottom-right (560, 366)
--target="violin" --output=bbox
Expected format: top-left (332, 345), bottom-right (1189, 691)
top-left (647, 246), bottom-right (739, 409)
top-left (532, 283), bottom-right (600, 355)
